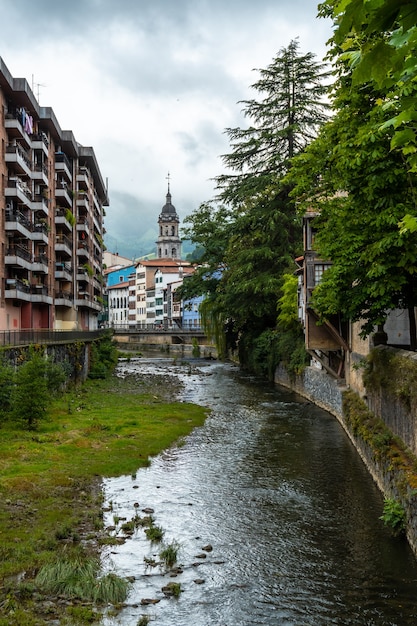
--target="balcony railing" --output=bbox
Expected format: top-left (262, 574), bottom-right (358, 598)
top-left (5, 209), bottom-right (32, 231)
top-left (6, 245), bottom-right (32, 262)
top-left (5, 278), bottom-right (30, 293)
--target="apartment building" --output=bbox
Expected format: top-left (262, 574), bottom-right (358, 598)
top-left (0, 57), bottom-right (108, 331)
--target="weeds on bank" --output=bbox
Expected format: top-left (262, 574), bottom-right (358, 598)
top-left (35, 555), bottom-right (130, 603)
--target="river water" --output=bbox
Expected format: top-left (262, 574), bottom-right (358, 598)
top-left (101, 358), bottom-right (417, 626)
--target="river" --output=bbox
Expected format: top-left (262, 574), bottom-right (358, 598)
top-left (101, 358), bottom-right (417, 626)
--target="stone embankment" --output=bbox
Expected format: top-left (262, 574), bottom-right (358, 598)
top-left (275, 350), bottom-right (417, 558)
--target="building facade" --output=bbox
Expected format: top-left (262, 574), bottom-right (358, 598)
top-left (0, 57), bottom-right (108, 331)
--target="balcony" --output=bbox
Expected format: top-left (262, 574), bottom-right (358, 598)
top-left (5, 245), bottom-right (32, 270)
top-left (32, 162), bottom-right (49, 185)
top-left (55, 208), bottom-right (74, 232)
top-left (5, 278), bottom-right (31, 301)
top-left (5, 209), bottom-right (32, 239)
top-left (76, 167), bottom-right (91, 189)
top-left (55, 262), bottom-right (73, 281)
top-left (6, 177), bottom-right (32, 208)
top-left (6, 143), bottom-right (32, 177)
top-left (77, 217), bottom-right (90, 237)
top-left (32, 194), bottom-right (49, 217)
top-left (5, 116), bottom-right (31, 146)
top-left (32, 253), bottom-right (49, 273)
top-left (30, 284), bottom-right (53, 305)
top-left (76, 242), bottom-right (91, 262)
top-left (75, 293), bottom-right (101, 311)
top-left (32, 222), bottom-right (49, 244)
top-left (55, 234), bottom-right (73, 257)
top-left (55, 152), bottom-right (73, 182)
top-left (55, 185), bottom-right (73, 208)
top-left (55, 291), bottom-right (74, 307)
top-left (32, 132), bottom-right (49, 155)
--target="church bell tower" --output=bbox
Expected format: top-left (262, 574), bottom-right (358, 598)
top-left (156, 174), bottom-right (182, 259)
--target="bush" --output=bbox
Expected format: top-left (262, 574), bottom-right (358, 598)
top-left (88, 334), bottom-right (118, 379)
top-left (11, 352), bottom-right (50, 429)
top-left (0, 359), bottom-right (15, 418)
top-left (380, 498), bottom-right (406, 537)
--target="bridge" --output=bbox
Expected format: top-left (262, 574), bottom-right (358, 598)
top-left (112, 324), bottom-right (215, 356)
top-left (112, 324), bottom-right (207, 345)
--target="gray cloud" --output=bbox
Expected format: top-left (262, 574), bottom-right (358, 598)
top-left (1, 0), bottom-right (332, 258)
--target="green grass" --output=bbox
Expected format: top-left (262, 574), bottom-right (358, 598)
top-left (0, 371), bottom-right (208, 623)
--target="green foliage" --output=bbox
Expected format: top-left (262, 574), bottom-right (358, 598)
top-left (215, 39), bottom-right (330, 205)
top-left (380, 498), bottom-right (406, 537)
top-left (179, 42), bottom-right (328, 365)
top-left (88, 333), bottom-right (118, 379)
top-left (288, 35), bottom-right (417, 345)
top-left (145, 523), bottom-right (164, 542)
top-left (65, 605), bottom-right (100, 624)
top-left (239, 324), bottom-right (309, 381)
top-left (275, 325), bottom-right (310, 380)
top-left (277, 273), bottom-right (299, 330)
top-left (159, 541), bottom-right (180, 569)
top-left (162, 581), bottom-right (181, 598)
top-left (319, 0), bottom-right (417, 172)
top-left (200, 298), bottom-right (227, 360)
top-left (11, 351), bottom-right (58, 429)
top-left (0, 359), bottom-right (15, 419)
top-left (191, 337), bottom-right (201, 358)
top-left (35, 556), bottom-right (130, 604)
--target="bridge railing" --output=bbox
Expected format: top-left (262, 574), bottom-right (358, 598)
top-left (0, 329), bottom-right (108, 347)
top-left (112, 323), bottom-right (204, 334)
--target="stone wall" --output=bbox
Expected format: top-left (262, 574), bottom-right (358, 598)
top-left (274, 361), bottom-right (417, 557)
top-left (2, 341), bottom-right (90, 383)
top-left (275, 363), bottom-right (344, 418)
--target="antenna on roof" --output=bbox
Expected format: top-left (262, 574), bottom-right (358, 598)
top-left (31, 74), bottom-right (46, 104)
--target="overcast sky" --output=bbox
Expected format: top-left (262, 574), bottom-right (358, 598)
top-left (1, 0), bottom-right (332, 259)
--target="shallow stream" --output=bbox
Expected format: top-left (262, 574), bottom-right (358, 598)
top-left (101, 358), bottom-right (417, 625)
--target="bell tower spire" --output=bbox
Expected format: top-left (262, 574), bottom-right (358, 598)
top-left (156, 173), bottom-right (182, 259)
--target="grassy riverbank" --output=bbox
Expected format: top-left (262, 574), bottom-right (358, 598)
top-left (0, 364), bottom-right (208, 625)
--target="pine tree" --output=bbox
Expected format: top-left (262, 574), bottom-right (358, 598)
top-left (215, 39), bottom-right (330, 207)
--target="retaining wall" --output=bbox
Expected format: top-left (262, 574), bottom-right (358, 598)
top-left (274, 361), bottom-right (417, 557)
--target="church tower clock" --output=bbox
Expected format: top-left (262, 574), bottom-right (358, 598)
top-left (156, 174), bottom-right (182, 259)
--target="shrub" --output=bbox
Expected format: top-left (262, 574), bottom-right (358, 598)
top-left (88, 334), bottom-right (118, 379)
top-left (11, 352), bottom-right (50, 428)
top-left (0, 359), bottom-right (15, 418)
top-left (380, 498), bottom-right (406, 537)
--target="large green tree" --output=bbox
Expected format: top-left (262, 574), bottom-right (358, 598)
top-left (288, 13), bottom-right (417, 349)
top-left (319, 0), bottom-right (417, 171)
top-left (215, 39), bottom-right (330, 207)
top-left (182, 41), bottom-right (330, 357)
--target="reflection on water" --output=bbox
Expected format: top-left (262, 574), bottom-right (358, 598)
top-left (101, 358), bottom-right (417, 626)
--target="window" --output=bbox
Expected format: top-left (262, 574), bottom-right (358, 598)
top-left (314, 263), bottom-right (331, 285)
